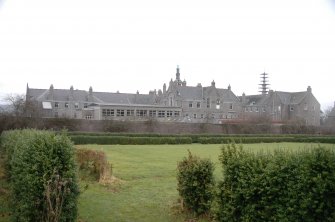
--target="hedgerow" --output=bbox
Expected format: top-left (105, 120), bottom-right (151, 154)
top-left (70, 135), bottom-right (192, 145)
top-left (0, 129), bottom-right (79, 222)
top-left (177, 150), bottom-right (215, 216)
top-left (216, 142), bottom-right (335, 221)
top-left (65, 132), bottom-right (335, 144)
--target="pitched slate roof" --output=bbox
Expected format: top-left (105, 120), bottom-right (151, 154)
top-left (241, 95), bottom-right (268, 106)
top-left (28, 88), bottom-right (158, 105)
top-left (175, 86), bottom-right (203, 100)
top-left (275, 91), bottom-right (307, 105)
top-left (173, 85), bottom-right (240, 102)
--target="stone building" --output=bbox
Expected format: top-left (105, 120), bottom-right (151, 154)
top-left (240, 87), bottom-right (320, 125)
top-left (26, 67), bottom-right (321, 126)
top-left (325, 102), bottom-right (335, 127)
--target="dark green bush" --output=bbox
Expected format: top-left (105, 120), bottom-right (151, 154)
top-left (0, 129), bottom-right (79, 222)
top-left (177, 150), bottom-right (215, 216)
top-left (216, 142), bottom-right (335, 221)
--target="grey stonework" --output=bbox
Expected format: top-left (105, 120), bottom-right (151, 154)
top-left (26, 67), bottom-right (321, 126)
top-left (325, 102), bottom-right (335, 127)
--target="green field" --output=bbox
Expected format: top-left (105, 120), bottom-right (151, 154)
top-left (76, 143), bottom-right (335, 222)
top-left (1, 143), bottom-right (335, 222)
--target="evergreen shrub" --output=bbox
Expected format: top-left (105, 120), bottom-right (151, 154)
top-left (0, 129), bottom-right (79, 222)
top-left (217, 142), bottom-right (335, 221)
top-left (177, 150), bottom-right (215, 216)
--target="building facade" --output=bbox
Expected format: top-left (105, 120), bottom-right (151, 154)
top-left (26, 67), bottom-right (320, 126)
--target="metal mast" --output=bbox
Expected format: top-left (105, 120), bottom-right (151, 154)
top-left (259, 72), bottom-right (269, 95)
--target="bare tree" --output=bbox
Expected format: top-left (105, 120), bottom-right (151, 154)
top-left (3, 94), bottom-right (39, 117)
top-left (321, 106), bottom-right (333, 125)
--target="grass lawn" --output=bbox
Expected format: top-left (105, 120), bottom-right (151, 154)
top-left (1, 143), bottom-right (334, 222)
top-left (76, 143), bottom-right (335, 222)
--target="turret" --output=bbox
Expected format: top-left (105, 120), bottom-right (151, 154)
top-left (211, 80), bottom-right (216, 88)
top-left (182, 79), bottom-right (187, 86)
top-left (176, 65), bottom-right (181, 81)
top-left (163, 83), bottom-right (166, 94)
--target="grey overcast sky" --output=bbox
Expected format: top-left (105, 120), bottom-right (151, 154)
top-left (0, 0), bottom-right (334, 109)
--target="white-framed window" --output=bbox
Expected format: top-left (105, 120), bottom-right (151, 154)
top-left (200, 114), bottom-right (204, 118)
top-left (102, 109), bottom-right (115, 117)
top-left (54, 102), bottom-right (59, 108)
top-left (193, 114), bottom-right (197, 119)
top-left (158, 110), bottom-right (165, 118)
top-left (189, 102), bottom-right (193, 108)
top-left (167, 111), bottom-right (173, 117)
top-left (85, 115), bottom-right (92, 119)
top-left (84, 103), bottom-right (88, 108)
top-left (75, 103), bottom-right (79, 109)
top-left (216, 99), bottom-right (220, 109)
top-left (117, 109), bottom-right (125, 116)
top-left (65, 103), bottom-right (69, 108)
top-left (149, 110), bottom-right (156, 117)
top-left (197, 102), bottom-right (201, 108)
top-left (136, 110), bottom-right (147, 117)
top-left (127, 110), bottom-right (134, 116)
top-left (174, 111), bottom-right (180, 117)
top-left (229, 103), bottom-right (233, 110)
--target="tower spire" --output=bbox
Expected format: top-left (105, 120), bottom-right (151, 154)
top-left (259, 72), bottom-right (270, 95)
top-left (176, 65), bottom-right (180, 81)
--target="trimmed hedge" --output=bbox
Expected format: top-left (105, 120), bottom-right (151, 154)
top-left (70, 135), bottom-right (192, 145)
top-left (177, 151), bottom-right (215, 216)
top-left (198, 136), bottom-right (335, 144)
top-left (0, 129), bottom-right (79, 222)
top-left (66, 132), bottom-right (335, 145)
top-left (217, 142), bottom-right (335, 221)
